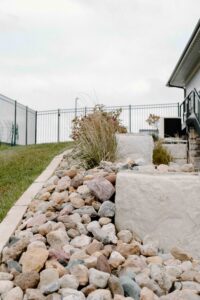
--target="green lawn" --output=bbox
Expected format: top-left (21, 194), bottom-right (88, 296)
top-left (0, 142), bottom-right (73, 221)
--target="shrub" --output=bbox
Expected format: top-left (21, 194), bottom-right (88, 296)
top-left (72, 105), bottom-right (127, 168)
top-left (153, 140), bottom-right (173, 165)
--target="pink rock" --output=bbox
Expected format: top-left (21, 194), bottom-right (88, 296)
top-left (49, 249), bottom-right (70, 262)
top-left (87, 177), bottom-right (115, 201)
top-left (26, 214), bottom-right (47, 228)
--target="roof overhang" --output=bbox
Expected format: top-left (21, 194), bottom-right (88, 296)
top-left (167, 19), bottom-right (200, 89)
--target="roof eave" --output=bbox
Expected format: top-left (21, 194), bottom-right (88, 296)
top-left (167, 19), bottom-right (200, 88)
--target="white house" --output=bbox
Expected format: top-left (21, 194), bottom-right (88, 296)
top-left (167, 19), bottom-right (200, 138)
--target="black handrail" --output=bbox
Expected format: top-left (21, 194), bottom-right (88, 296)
top-left (180, 89), bottom-right (200, 128)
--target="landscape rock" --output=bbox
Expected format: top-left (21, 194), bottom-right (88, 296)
top-left (117, 230), bottom-right (132, 243)
top-left (0, 273), bottom-right (13, 281)
top-left (70, 197), bottom-right (85, 209)
top-left (116, 241), bottom-right (140, 258)
top-left (98, 201), bottom-right (115, 218)
top-left (89, 268), bottom-right (110, 288)
top-left (87, 177), bottom-right (115, 201)
top-left (2, 287), bottom-right (23, 300)
top-left (56, 176), bottom-right (71, 192)
top-left (108, 251), bottom-right (125, 268)
top-left (14, 271), bottom-right (40, 290)
top-left (38, 269), bottom-right (60, 294)
top-left (70, 264), bottom-right (88, 286)
top-left (73, 206), bottom-right (97, 217)
top-left (140, 287), bottom-right (159, 300)
top-left (77, 185), bottom-right (91, 199)
top-left (59, 274), bottom-right (79, 289)
top-left (70, 235), bottom-right (91, 248)
top-left (47, 229), bottom-right (69, 249)
top-left (71, 174), bottom-right (84, 188)
top-left (0, 281), bottom-right (14, 294)
top-left (96, 255), bottom-right (111, 274)
top-left (60, 288), bottom-right (85, 300)
top-left (160, 289), bottom-right (200, 299)
top-left (2, 238), bottom-right (29, 262)
top-left (2, 151), bottom-right (200, 300)
top-left (26, 288), bottom-right (46, 300)
top-left (86, 240), bottom-right (103, 255)
top-left (171, 246), bottom-right (193, 261)
top-left (20, 247), bottom-right (49, 273)
top-left (120, 275), bottom-right (141, 300)
top-left (108, 275), bottom-right (124, 296)
top-left (26, 214), bottom-right (47, 228)
top-left (46, 293), bottom-right (61, 300)
top-left (87, 289), bottom-right (112, 300)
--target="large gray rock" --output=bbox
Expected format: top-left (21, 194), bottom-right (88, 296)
top-left (115, 171), bottom-right (200, 257)
top-left (116, 134), bottom-right (153, 164)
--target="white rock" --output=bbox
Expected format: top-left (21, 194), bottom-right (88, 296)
top-left (47, 229), bottom-right (69, 249)
top-left (89, 268), bottom-right (110, 288)
top-left (0, 273), bottom-right (13, 281)
top-left (77, 185), bottom-right (91, 199)
top-left (117, 230), bottom-right (132, 243)
top-left (2, 287), bottom-right (23, 300)
top-left (70, 235), bottom-right (91, 248)
top-left (59, 275), bottom-right (79, 289)
top-left (0, 281), bottom-right (14, 294)
top-left (60, 288), bottom-right (85, 300)
top-left (87, 289), bottom-right (112, 300)
top-left (108, 251), bottom-right (125, 268)
top-left (101, 223), bottom-right (118, 244)
top-left (56, 176), bottom-right (71, 192)
top-left (38, 269), bottom-right (60, 294)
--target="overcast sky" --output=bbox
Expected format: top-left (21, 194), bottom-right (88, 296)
top-left (0, 0), bottom-right (200, 110)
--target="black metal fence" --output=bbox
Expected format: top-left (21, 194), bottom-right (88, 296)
top-left (0, 94), bottom-right (36, 145)
top-left (0, 94), bottom-right (180, 145)
top-left (36, 103), bottom-right (180, 144)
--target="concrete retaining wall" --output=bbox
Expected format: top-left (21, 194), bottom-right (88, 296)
top-left (116, 134), bottom-right (154, 164)
top-left (115, 171), bottom-right (200, 257)
top-left (163, 140), bottom-right (187, 165)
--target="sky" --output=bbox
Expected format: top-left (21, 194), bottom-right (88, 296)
top-left (0, 0), bottom-right (200, 111)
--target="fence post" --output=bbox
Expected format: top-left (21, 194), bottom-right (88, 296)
top-left (84, 106), bottom-right (87, 117)
top-left (25, 106), bottom-right (28, 145)
top-left (57, 109), bottom-right (60, 143)
top-left (178, 103), bottom-right (180, 117)
top-left (13, 100), bottom-right (17, 146)
top-left (129, 105), bottom-right (132, 133)
top-left (35, 111), bottom-right (37, 144)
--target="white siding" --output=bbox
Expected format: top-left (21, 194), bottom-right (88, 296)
top-left (186, 67), bottom-right (200, 95)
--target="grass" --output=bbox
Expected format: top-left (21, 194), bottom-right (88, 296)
top-left (0, 142), bottom-right (73, 221)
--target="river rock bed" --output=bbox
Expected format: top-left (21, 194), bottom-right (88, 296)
top-left (0, 155), bottom-right (200, 300)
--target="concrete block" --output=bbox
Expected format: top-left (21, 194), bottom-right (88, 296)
top-left (115, 171), bottom-right (200, 257)
top-left (0, 206), bottom-right (28, 254)
top-left (164, 143), bottom-right (187, 160)
top-left (116, 134), bottom-right (154, 164)
top-left (15, 182), bottom-right (43, 206)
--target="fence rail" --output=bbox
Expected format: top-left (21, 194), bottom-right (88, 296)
top-left (0, 94), bottom-right (180, 145)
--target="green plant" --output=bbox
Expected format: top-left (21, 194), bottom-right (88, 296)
top-left (153, 140), bottom-right (173, 165)
top-left (72, 105), bottom-right (127, 168)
